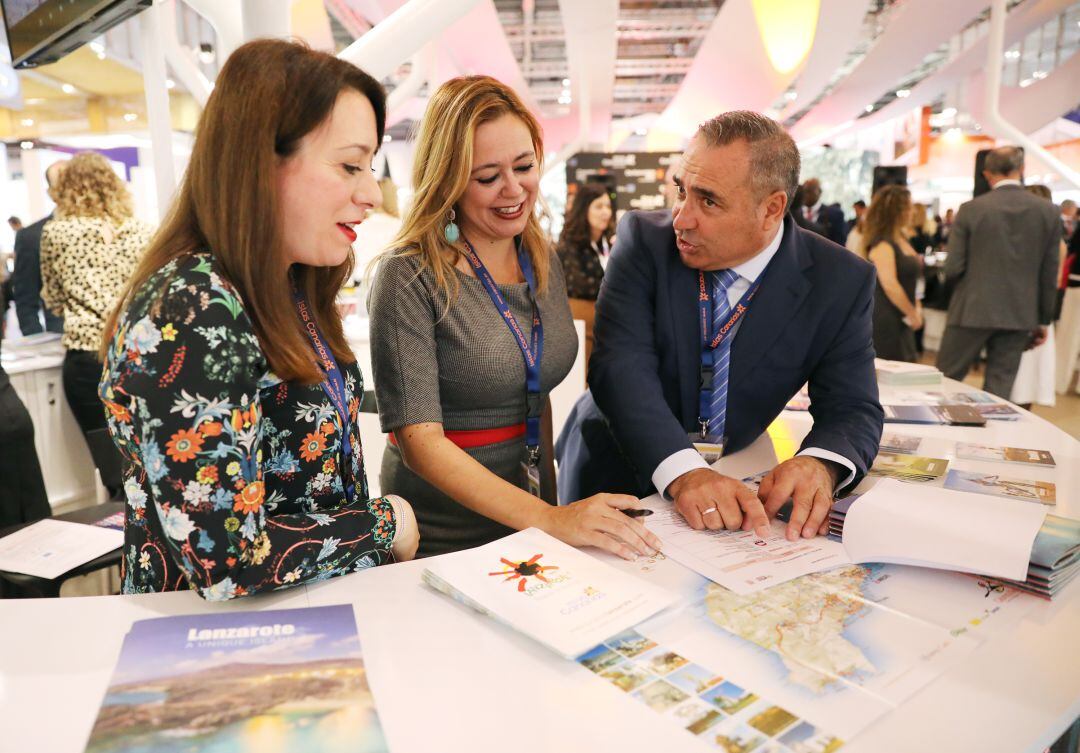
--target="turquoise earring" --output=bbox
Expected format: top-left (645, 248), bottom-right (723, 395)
top-left (444, 208), bottom-right (460, 243)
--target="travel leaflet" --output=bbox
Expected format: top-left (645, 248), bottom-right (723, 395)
top-left (944, 470), bottom-right (1056, 505)
top-left (421, 527), bottom-right (678, 659)
top-left (869, 453), bottom-right (949, 483)
top-left (954, 443), bottom-right (1056, 467)
top-left (83, 604), bottom-right (388, 753)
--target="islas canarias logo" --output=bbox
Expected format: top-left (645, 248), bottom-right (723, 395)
top-left (489, 553), bottom-right (560, 592)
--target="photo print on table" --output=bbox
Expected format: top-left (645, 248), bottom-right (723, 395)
top-left (574, 629), bottom-right (847, 750)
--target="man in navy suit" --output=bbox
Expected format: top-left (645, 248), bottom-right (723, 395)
top-left (801, 178), bottom-right (847, 246)
top-left (12, 161), bottom-right (66, 336)
top-left (556, 111), bottom-right (882, 541)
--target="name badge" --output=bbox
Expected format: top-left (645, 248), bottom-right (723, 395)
top-left (522, 460), bottom-right (542, 498)
top-left (689, 434), bottom-right (725, 464)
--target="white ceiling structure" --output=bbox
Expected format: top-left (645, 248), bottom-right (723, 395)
top-left (83, 0), bottom-right (1054, 180)
top-left (788, 0), bottom-right (996, 142)
top-left (322, 0), bottom-right (1080, 162)
top-left (849, 0), bottom-right (1076, 136)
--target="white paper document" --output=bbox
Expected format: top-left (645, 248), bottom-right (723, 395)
top-left (422, 527), bottom-right (678, 659)
top-left (641, 496), bottom-right (852, 595)
top-left (842, 478), bottom-right (1046, 581)
top-left (0, 519), bottom-right (123, 579)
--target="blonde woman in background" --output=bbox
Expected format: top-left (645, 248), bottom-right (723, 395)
top-left (368, 75), bottom-right (660, 559)
top-left (907, 202), bottom-right (939, 254)
top-left (845, 199), bottom-right (867, 257)
top-left (349, 176), bottom-right (403, 292)
top-left (41, 151), bottom-right (153, 498)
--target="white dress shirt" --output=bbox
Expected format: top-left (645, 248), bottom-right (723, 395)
top-left (650, 222), bottom-right (858, 497)
top-left (594, 237), bottom-right (611, 270)
top-left (993, 179), bottom-right (1022, 189)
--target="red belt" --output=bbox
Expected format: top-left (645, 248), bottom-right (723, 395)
top-left (389, 423), bottom-right (526, 449)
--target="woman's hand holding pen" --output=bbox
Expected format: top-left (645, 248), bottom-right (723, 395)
top-left (539, 494), bottom-right (663, 561)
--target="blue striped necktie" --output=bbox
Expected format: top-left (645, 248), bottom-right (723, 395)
top-left (707, 269), bottom-right (741, 439)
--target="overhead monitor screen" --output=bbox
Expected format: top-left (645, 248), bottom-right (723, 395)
top-left (2, 0), bottom-right (150, 68)
top-left (5, 1), bottom-right (49, 27)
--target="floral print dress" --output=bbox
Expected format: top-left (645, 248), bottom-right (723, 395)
top-left (99, 254), bottom-right (397, 600)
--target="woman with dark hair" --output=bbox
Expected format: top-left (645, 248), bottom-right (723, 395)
top-left (98, 39), bottom-right (417, 600)
top-left (557, 182), bottom-right (615, 363)
top-left (863, 185), bottom-right (922, 362)
top-left (368, 76), bottom-right (659, 559)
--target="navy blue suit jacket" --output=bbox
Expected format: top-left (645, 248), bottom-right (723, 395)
top-left (12, 215), bottom-right (63, 336)
top-left (817, 203), bottom-right (848, 246)
top-left (556, 211), bottom-right (883, 501)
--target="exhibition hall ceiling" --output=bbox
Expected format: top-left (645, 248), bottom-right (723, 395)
top-left (338, 0), bottom-right (1080, 152)
top-left (2, 0), bottom-right (1078, 148)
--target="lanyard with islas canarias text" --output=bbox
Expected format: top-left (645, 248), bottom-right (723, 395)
top-left (697, 269), bottom-right (762, 439)
top-left (459, 236), bottom-right (544, 467)
top-left (293, 289), bottom-right (355, 503)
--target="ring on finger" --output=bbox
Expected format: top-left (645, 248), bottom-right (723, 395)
top-left (702, 506), bottom-right (718, 515)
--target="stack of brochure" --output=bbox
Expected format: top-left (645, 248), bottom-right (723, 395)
top-left (869, 453), bottom-right (950, 483)
top-left (422, 528), bottom-right (678, 659)
top-left (875, 359), bottom-right (943, 386)
top-left (83, 605), bottom-right (388, 752)
top-left (884, 391), bottom-right (1022, 422)
top-left (882, 403), bottom-right (987, 425)
top-left (829, 484), bottom-right (1076, 599)
top-left (973, 515), bottom-right (1080, 598)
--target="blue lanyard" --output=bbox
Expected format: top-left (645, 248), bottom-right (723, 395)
top-left (460, 237), bottom-right (544, 464)
top-left (293, 291), bottom-right (355, 502)
top-left (697, 270), bottom-right (761, 438)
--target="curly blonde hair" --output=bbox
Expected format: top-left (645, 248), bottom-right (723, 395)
top-left (49, 151), bottom-right (134, 224)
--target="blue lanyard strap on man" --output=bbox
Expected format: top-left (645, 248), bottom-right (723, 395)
top-left (697, 269), bottom-right (761, 439)
top-left (293, 290), bottom-right (356, 502)
top-left (461, 237), bottom-right (544, 466)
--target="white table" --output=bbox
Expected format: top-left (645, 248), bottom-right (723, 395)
top-left (1, 337), bottom-right (98, 510)
top-left (1, 381), bottom-right (1078, 753)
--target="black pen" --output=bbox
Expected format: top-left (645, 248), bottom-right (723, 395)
top-left (622, 508), bottom-right (653, 518)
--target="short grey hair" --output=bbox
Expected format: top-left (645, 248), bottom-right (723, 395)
top-left (985, 146), bottom-right (1024, 176)
top-left (697, 111), bottom-right (800, 204)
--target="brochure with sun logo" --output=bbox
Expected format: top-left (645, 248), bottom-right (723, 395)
top-left (421, 528), bottom-right (679, 659)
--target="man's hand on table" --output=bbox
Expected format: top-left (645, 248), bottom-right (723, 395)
top-left (757, 456), bottom-right (841, 541)
top-left (667, 468), bottom-right (770, 537)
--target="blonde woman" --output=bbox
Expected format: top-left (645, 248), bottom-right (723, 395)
top-left (368, 76), bottom-right (660, 559)
top-left (863, 185), bottom-right (923, 362)
top-left (41, 152), bottom-right (153, 498)
top-left (907, 202), bottom-right (938, 254)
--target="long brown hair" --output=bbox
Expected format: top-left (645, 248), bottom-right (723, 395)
top-left (387, 75), bottom-right (550, 304)
top-left (100, 39), bottom-right (385, 384)
top-left (558, 182), bottom-right (614, 254)
top-left (862, 184), bottom-right (911, 258)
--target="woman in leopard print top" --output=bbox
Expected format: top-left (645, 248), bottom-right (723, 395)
top-left (40, 152), bottom-right (153, 498)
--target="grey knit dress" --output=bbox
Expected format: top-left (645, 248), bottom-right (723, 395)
top-left (368, 248), bottom-right (577, 557)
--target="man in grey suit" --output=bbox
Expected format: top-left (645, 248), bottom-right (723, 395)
top-left (936, 146), bottom-right (1060, 398)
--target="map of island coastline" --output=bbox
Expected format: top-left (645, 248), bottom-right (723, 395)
top-left (599, 546), bottom-right (1039, 742)
top-left (694, 560), bottom-right (1035, 711)
top-left (704, 565), bottom-right (878, 695)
